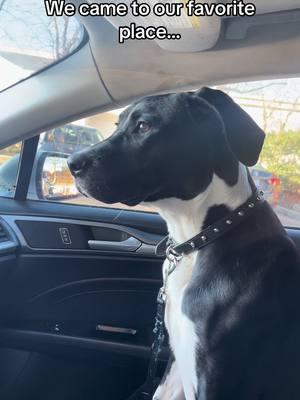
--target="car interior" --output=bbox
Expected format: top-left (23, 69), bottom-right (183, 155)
top-left (1, 1), bottom-right (300, 399)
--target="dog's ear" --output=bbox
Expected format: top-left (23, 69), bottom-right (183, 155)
top-left (196, 87), bottom-right (265, 166)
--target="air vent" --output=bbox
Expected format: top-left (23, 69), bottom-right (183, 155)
top-left (0, 222), bottom-right (9, 243)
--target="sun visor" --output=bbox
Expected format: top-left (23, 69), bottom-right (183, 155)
top-left (252, 0), bottom-right (300, 14)
top-left (97, 0), bottom-right (222, 52)
top-left (93, 0), bottom-right (300, 52)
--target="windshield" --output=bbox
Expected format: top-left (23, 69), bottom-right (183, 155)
top-left (0, 0), bottom-right (84, 91)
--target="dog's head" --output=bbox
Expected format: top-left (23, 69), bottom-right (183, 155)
top-left (68, 87), bottom-right (265, 206)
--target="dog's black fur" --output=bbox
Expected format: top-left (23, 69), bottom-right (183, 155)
top-left (188, 200), bottom-right (300, 399)
top-left (68, 88), bottom-right (245, 205)
top-left (69, 88), bottom-right (300, 399)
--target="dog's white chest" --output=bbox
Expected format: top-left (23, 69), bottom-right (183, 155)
top-left (164, 253), bottom-right (199, 399)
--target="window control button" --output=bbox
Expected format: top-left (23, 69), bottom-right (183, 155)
top-left (59, 227), bottom-right (72, 245)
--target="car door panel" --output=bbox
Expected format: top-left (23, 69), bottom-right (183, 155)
top-left (0, 198), bottom-right (166, 234)
top-left (0, 203), bottom-right (168, 400)
top-left (0, 214), bottom-right (166, 348)
top-left (0, 198), bottom-right (300, 400)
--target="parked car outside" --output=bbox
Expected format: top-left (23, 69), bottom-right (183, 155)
top-left (250, 166), bottom-right (281, 206)
top-left (40, 124), bottom-right (103, 154)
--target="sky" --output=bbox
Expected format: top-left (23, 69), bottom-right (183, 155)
top-left (0, 0), bottom-right (83, 91)
top-left (222, 80), bottom-right (300, 131)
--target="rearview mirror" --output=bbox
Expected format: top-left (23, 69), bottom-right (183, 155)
top-left (37, 152), bottom-right (79, 200)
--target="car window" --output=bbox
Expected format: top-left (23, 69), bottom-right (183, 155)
top-left (27, 117), bottom-right (153, 212)
top-left (25, 77), bottom-right (300, 226)
top-left (0, 142), bottom-right (22, 197)
top-left (27, 79), bottom-right (300, 222)
top-left (218, 79), bottom-right (300, 228)
top-left (0, 0), bottom-right (84, 91)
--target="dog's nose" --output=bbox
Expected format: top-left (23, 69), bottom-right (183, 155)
top-left (68, 153), bottom-right (89, 176)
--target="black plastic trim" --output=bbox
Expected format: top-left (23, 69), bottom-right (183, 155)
top-left (0, 198), bottom-right (167, 235)
top-left (2, 215), bottom-right (163, 258)
top-left (14, 137), bottom-right (40, 201)
top-left (0, 328), bottom-right (169, 362)
top-left (0, 217), bottom-right (19, 254)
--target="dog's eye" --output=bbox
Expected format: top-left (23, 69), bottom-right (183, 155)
top-left (136, 121), bottom-right (151, 134)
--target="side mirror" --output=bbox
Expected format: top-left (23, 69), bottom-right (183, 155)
top-left (36, 152), bottom-right (79, 200)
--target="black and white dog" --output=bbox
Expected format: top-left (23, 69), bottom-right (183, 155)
top-left (68, 88), bottom-right (300, 400)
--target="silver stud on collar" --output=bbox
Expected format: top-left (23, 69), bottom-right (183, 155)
top-left (190, 241), bottom-right (195, 249)
top-left (248, 203), bottom-right (255, 208)
top-left (201, 235), bottom-right (207, 242)
top-left (238, 211), bottom-right (244, 217)
top-left (226, 220), bottom-right (232, 225)
top-left (257, 191), bottom-right (264, 200)
top-left (213, 228), bottom-right (219, 233)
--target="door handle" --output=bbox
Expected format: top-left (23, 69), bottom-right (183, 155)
top-left (88, 237), bottom-right (141, 252)
top-left (96, 324), bottom-right (137, 336)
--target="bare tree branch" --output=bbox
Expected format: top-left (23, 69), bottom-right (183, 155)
top-left (0, 0), bottom-right (7, 13)
top-left (261, 95), bottom-right (275, 132)
top-left (63, 26), bottom-right (82, 54)
top-left (53, 16), bottom-right (60, 59)
top-left (279, 96), bottom-right (300, 132)
top-left (61, 16), bottom-right (69, 55)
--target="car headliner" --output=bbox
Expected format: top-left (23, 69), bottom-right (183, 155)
top-left (1, 3), bottom-right (300, 148)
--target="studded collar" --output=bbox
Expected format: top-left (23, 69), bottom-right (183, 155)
top-left (156, 190), bottom-right (265, 258)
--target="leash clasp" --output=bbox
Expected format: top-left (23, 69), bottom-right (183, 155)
top-left (166, 245), bottom-right (182, 274)
top-left (157, 245), bottom-right (182, 306)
